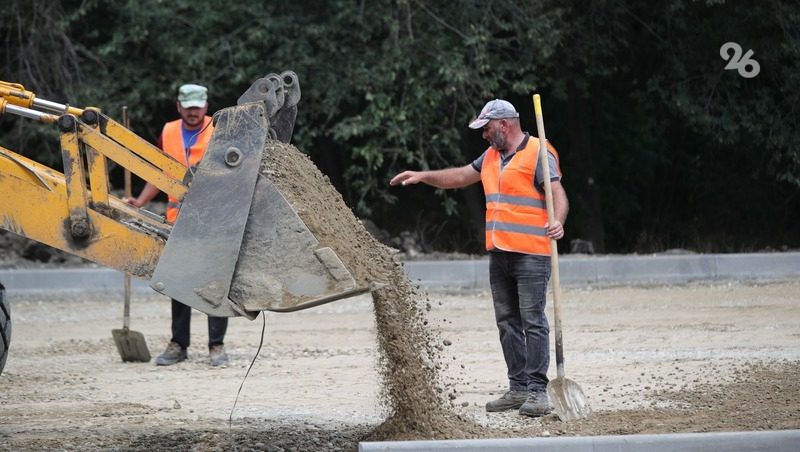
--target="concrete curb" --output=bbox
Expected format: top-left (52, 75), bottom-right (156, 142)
top-left (404, 252), bottom-right (800, 290)
top-left (358, 429), bottom-right (800, 452)
top-left (0, 252), bottom-right (798, 296)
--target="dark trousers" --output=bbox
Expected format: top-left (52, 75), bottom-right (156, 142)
top-left (170, 299), bottom-right (228, 350)
top-left (489, 251), bottom-right (551, 393)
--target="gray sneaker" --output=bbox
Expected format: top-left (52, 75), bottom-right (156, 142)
top-left (485, 390), bottom-right (529, 412)
top-left (156, 342), bottom-right (187, 366)
top-left (209, 344), bottom-right (229, 366)
top-left (519, 391), bottom-right (552, 417)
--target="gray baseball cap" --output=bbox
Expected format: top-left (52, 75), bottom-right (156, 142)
top-left (468, 99), bottom-right (519, 129)
top-left (178, 84), bottom-right (208, 108)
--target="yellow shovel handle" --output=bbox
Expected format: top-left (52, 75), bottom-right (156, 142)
top-left (532, 94), bottom-right (565, 379)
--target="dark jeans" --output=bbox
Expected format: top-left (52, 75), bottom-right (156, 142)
top-left (489, 251), bottom-right (551, 393)
top-left (170, 299), bottom-right (228, 350)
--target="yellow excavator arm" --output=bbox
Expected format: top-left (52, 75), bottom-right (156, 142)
top-left (0, 74), bottom-right (374, 318)
top-left (0, 81), bottom-right (184, 277)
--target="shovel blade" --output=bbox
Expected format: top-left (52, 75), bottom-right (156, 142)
top-left (547, 377), bottom-right (592, 421)
top-left (111, 328), bottom-right (151, 363)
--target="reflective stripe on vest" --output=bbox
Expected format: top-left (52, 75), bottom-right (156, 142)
top-left (161, 116), bottom-right (214, 224)
top-left (480, 138), bottom-right (559, 255)
top-left (485, 193), bottom-right (546, 209)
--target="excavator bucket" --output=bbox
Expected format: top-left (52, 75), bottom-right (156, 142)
top-left (149, 72), bottom-right (374, 318)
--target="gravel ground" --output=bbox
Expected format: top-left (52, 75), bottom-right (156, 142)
top-left (1, 279), bottom-right (798, 450)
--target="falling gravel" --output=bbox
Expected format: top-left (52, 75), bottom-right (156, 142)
top-left (260, 140), bottom-right (487, 440)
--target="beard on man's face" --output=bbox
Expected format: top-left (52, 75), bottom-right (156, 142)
top-left (181, 110), bottom-right (204, 127)
top-left (489, 129), bottom-right (507, 151)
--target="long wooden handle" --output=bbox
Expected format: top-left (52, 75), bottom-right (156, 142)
top-left (122, 106), bottom-right (132, 329)
top-left (122, 106), bottom-right (133, 198)
top-left (533, 94), bottom-right (564, 379)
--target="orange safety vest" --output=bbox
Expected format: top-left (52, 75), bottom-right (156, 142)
top-left (160, 116), bottom-right (214, 224)
top-left (481, 138), bottom-right (560, 256)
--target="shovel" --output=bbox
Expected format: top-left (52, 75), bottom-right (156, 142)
top-left (532, 94), bottom-right (591, 421)
top-left (111, 106), bottom-right (151, 363)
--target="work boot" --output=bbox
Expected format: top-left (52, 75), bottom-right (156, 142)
top-left (156, 341), bottom-right (187, 366)
top-left (519, 391), bottom-right (552, 417)
top-left (209, 344), bottom-right (229, 366)
top-left (485, 390), bottom-right (529, 412)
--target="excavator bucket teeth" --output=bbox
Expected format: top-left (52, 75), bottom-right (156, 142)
top-left (150, 100), bottom-right (371, 317)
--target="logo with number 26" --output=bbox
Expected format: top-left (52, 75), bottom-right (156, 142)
top-left (720, 42), bottom-right (760, 78)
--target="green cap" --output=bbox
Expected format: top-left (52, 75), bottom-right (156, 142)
top-left (177, 84), bottom-right (208, 108)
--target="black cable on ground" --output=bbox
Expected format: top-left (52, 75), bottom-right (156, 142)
top-left (228, 310), bottom-right (267, 451)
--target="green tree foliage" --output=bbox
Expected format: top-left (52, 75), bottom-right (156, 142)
top-left (1, 0), bottom-right (797, 253)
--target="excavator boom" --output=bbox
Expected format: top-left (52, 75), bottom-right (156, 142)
top-left (0, 73), bottom-right (374, 318)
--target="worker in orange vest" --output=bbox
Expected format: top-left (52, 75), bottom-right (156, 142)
top-left (126, 84), bottom-right (229, 367)
top-left (390, 99), bottom-right (569, 417)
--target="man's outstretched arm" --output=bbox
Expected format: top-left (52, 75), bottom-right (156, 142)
top-left (390, 164), bottom-right (481, 189)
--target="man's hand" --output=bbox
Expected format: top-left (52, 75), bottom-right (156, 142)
top-left (123, 182), bottom-right (160, 208)
top-left (389, 171), bottom-right (424, 186)
top-left (122, 197), bottom-right (144, 208)
top-left (545, 221), bottom-right (565, 240)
